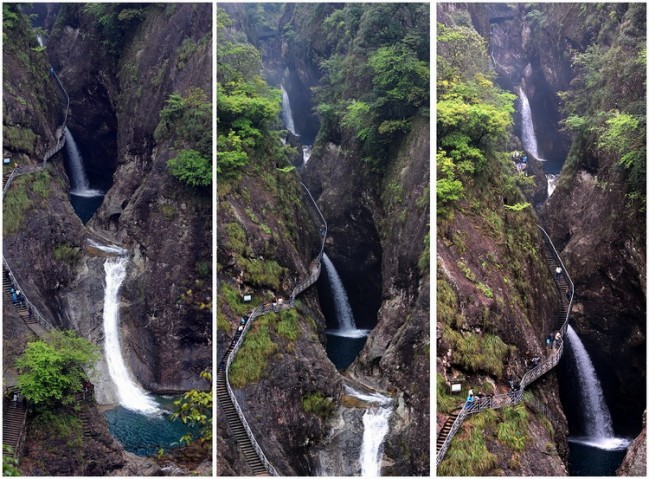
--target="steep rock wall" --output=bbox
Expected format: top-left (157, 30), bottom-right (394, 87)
top-left (46, 4), bottom-right (212, 394)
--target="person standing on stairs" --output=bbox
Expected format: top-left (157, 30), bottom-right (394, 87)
top-left (555, 266), bottom-right (562, 281)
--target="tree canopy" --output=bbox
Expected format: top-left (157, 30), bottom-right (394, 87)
top-left (310, 3), bottom-right (429, 173)
top-left (15, 331), bottom-right (100, 407)
top-left (436, 23), bottom-right (515, 215)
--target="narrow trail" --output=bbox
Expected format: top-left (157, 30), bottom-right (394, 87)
top-left (217, 182), bottom-right (327, 476)
top-left (436, 225), bottom-right (574, 466)
top-left (2, 66), bottom-right (71, 462)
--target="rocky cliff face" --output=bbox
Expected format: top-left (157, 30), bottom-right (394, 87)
top-left (4, 5), bottom-right (211, 475)
top-left (45, 4), bottom-right (212, 394)
top-left (538, 3), bottom-right (646, 435)
top-left (617, 412), bottom-right (647, 476)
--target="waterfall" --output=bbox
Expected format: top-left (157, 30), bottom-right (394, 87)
top-left (64, 127), bottom-right (103, 197)
top-left (103, 257), bottom-right (159, 415)
top-left (547, 174), bottom-right (558, 197)
top-left (322, 253), bottom-right (358, 333)
top-left (302, 145), bottom-right (312, 165)
top-left (281, 85), bottom-right (297, 136)
top-left (88, 239), bottom-right (127, 256)
top-left (344, 385), bottom-right (393, 476)
top-left (518, 86), bottom-right (545, 161)
top-left (36, 34), bottom-right (44, 47)
top-left (360, 402), bottom-right (393, 477)
top-left (566, 325), bottom-right (630, 450)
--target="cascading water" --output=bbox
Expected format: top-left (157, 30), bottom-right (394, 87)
top-left (103, 257), bottom-right (160, 415)
top-left (281, 85), bottom-right (297, 136)
top-left (302, 145), bottom-right (312, 165)
top-left (64, 127), bottom-right (103, 197)
top-left (36, 34), bottom-right (44, 47)
top-left (547, 174), bottom-right (559, 197)
top-left (322, 253), bottom-right (356, 331)
top-left (344, 385), bottom-right (393, 477)
top-left (566, 325), bottom-right (630, 451)
top-left (322, 253), bottom-right (369, 369)
top-left (518, 85), bottom-right (544, 162)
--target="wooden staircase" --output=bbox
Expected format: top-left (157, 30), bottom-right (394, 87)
top-left (217, 370), bottom-right (269, 476)
top-left (3, 397), bottom-right (27, 459)
top-left (436, 413), bottom-right (459, 454)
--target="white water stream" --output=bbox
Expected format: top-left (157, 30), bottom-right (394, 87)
top-left (103, 258), bottom-right (159, 414)
top-left (518, 85), bottom-right (544, 162)
top-left (302, 145), bottom-right (312, 165)
top-left (281, 85), bottom-right (297, 136)
top-left (36, 34), bottom-right (44, 47)
top-left (88, 239), bottom-right (126, 256)
top-left (547, 173), bottom-right (559, 197)
top-left (566, 325), bottom-right (630, 450)
top-left (64, 127), bottom-right (103, 197)
top-left (322, 253), bottom-right (358, 332)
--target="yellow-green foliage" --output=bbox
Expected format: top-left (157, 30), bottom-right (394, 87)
top-left (438, 409), bottom-right (498, 476)
top-left (238, 257), bottom-right (285, 290)
top-left (497, 403), bottom-right (529, 451)
top-left (444, 326), bottom-right (510, 377)
top-left (218, 282), bottom-right (249, 316)
top-left (52, 243), bottom-right (81, 266)
top-left (276, 308), bottom-right (299, 341)
top-left (437, 278), bottom-right (465, 329)
top-left (4, 126), bottom-right (37, 154)
top-left (216, 310), bottom-right (230, 332)
top-left (3, 170), bottom-right (52, 235)
top-left (437, 373), bottom-right (460, 413)
top-left (301, 392), bottom-right (335, 420)
top-left (229, 315), bottom-right (277, 387)
top-left (223, 222), bottom-right (250, 256)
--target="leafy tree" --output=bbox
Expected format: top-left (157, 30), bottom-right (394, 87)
top-left (217, 9), bottom-right (284, 179)
top-left (82, 4), bottom-right (147, 56)
top-left (170, 370), bottom-right (212, 447)
top-left (3, 446), bottom-right (19, 476)
top-left (15, 331), bottom-right (100, 407)
top-left (167, 149), bottom-right (211, 187)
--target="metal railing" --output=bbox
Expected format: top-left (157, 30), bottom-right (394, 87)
top-left (3, 258), bottom-right (55, 331)
top-left (42, 67), bottom-right (69, 165)
top-left (220, 182), bottom-right (327, 476)
top-left (437, 225), bottom-right (573, 467)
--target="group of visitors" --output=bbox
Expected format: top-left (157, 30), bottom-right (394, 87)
top-left (511, 150), bottom-right (529, 174)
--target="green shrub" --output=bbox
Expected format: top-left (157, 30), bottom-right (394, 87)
top-left (229, 316), bottom-right (277, 387)
top-left (167, 149), bottom-right (211, 187)
top-left (276, 309), bottom-right (299, 341)
top-left (439, 410), bottom-right (497, 475)
top-left (4, 126), bottom-right (37, 154)
top-left (239, 257), bottom-right (285, 290)
top-left (3, 176), bottom-right (32, 235)
top-left (444, 327), bottom-right (510, 376)
top-left (223, 222), bottom-right (250, 256)
top-left (53, 243), bottom-right (81, 266)
top-left (476, 282), bottom-right (493, 298)
top-left (218, 282), bottom-right (249, 316)
top-left (301, 392), bottom-right (335, 420)
top-left (436, 373), bottom-right (460, 413)
top-left (31, 170), bottom-right (50, 198)
top-left (15, 331), bottom-right (100, 407)
top-left (497, 404), bottom-right (529, 451)
top-left (177, 38), bottom-right (197, 71)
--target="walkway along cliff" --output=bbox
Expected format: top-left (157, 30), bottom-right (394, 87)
top-left (437, 226), bottom-right (574, 466)
top-left (2, 66), bottom-right (70, 461)
top-left (217, 183), bottom-right (327, 476)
